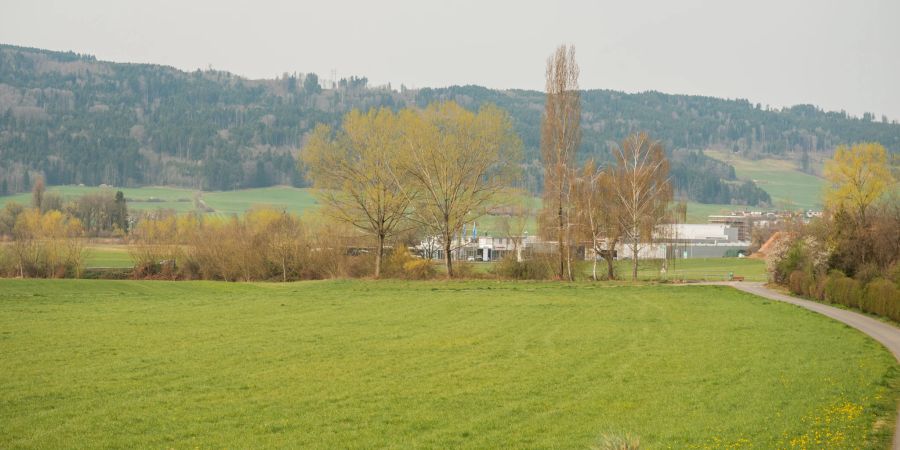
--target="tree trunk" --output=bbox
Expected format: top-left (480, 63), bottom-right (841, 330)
top-left (281, 256), bottom-right (287, 282)
top-left (606, 238), bottom-right (617, 280)
top-left (591, 253), bottom-right (597, 281)
top-left (444, 236), bottom-right (453, 279)
top-left (374, 234), bottom-right (384, 279)
top-left (558, 204), bottom-right (564, 279)
top-left (631, 241), bottom-right (639, 281)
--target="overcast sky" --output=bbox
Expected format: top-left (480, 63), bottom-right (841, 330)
top-left (2, 0), bottom-right (899, 120)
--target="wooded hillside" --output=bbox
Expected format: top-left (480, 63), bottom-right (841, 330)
top-left (2, 44), bottom-right (897, 206)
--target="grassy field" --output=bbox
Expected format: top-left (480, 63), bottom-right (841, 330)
top-left (0, 185), bottom-right (318, 215)
top-left (615, 256), bottom-right (767, 282)
top-left (1, 279), bottom-right (896, 448)
top-left (706, 150), bottom-right (826, 211)
top-left (84, 244), bottom-right (133, 268)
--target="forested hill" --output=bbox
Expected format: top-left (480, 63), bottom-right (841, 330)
top-left (1, 44), bottom-right (898, 206)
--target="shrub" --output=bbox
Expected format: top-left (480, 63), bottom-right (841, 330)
top-left (887, 262), bottom-right (900, 285)
top-left (824, 272), bottom-right (863, 309)
top-left (10, 209), bottom-right (84, 278)
top-left (866, 278), bottom-right (900, 321)
top-left (788, 270), bottom-right (807, 296)
top-left (823, 270), bottom-right (845, 304)
top-left (854, 263), bottom-right (882, 285)
top-left (492, 254), bottom-right (554, 280)
top-left (383, 246), bottom-right (415, 278)
top-left (402, 259), bottom-right (436, 280)
top-left (126, 209), bottom-right (370, 281)
top-left (452, 260), bottom-right (478, 279)
top-left (0, 244), bottom-right (13, 277)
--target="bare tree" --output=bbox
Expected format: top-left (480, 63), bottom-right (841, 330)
top-left (539, 45), bottom-right (581, 281)
top-left (31, 176), bottom-right (45, 211)
top-left (495, 189), bottom-right (534, 262)
top-left (610, 133), bottom-right (673, 281)
top-left (665, 201), bottom-right (688, 279)
top-left (397, 101), bottom-right (522, 278)
top-left (573, 160), bottom-right (623, 280)
top-left (302, 108), bottom-right (414, 278)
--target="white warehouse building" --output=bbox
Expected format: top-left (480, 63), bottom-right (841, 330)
top-left (616, 223), bottom-right (750, 259)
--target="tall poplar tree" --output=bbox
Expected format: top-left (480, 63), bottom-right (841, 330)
top-left (539, 45), bottom-right (581, 281)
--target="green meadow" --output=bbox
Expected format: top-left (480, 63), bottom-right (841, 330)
top-left (0, 185), bottom-right (319, 216)
top-left (1, 279), bottom-right (896, 448)
top-left (83, 244), bottom-right (133, 268)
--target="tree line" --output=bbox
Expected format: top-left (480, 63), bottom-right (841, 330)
top-left (0, 179), bottom-right (130, 277)
top-left (767, 142), bottom-right (900, 319)
top-left (302, 45), bottom-right (674, 281)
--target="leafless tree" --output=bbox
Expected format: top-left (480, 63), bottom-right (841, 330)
top-left (495, 189), bottom-right (533, 262)
top-left (540, 45), bottom-right (581, 281)
top-left (610, 132), bottom-right (673, 281)
top-left (573, 160), bottom-right (623, 280)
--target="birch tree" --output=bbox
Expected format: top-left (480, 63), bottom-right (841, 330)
top-left (574, 160), bottom-right (623, 280)
top-left (610, 132), bottom-right (672, 281)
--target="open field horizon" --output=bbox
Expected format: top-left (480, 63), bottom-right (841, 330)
top-left (1, 279), bottom-right (896, 448)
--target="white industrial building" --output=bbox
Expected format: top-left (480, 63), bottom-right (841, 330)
top-left (416, 223), bottom-right (749, 262)
top-left (615, 223), bottom-right (750, 259)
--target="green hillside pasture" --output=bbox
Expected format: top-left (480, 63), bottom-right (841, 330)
top-left (706, 150), bottom-right (826, 211)
top-left (203, 186), bottom-right (318, 215)
top-left (0, 185), bottom-right (319, 216)
top-left (1, 280), bottom-right (896, 448)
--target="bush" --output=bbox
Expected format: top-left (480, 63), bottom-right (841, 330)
top-left (788, 271), bottom-right (807, 296)
top-left (383, 246), bottom-right (415, 278)
top-left (402, 259), bottom-right (436, 280)
top-left (824, 271), bottom-right (863, 309)
top-left (0, 244), bottom-right (13, 277)
top-left (452, 260), bottom-right (478, 279)
top-left (492, 255), bottom-right (554, 280)
top-left (866, 278), bottom-right (900, 321)
top-left (125, 209), bottom-right (372, 282)
top-left (9, 209), bottom-right (84, 278)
